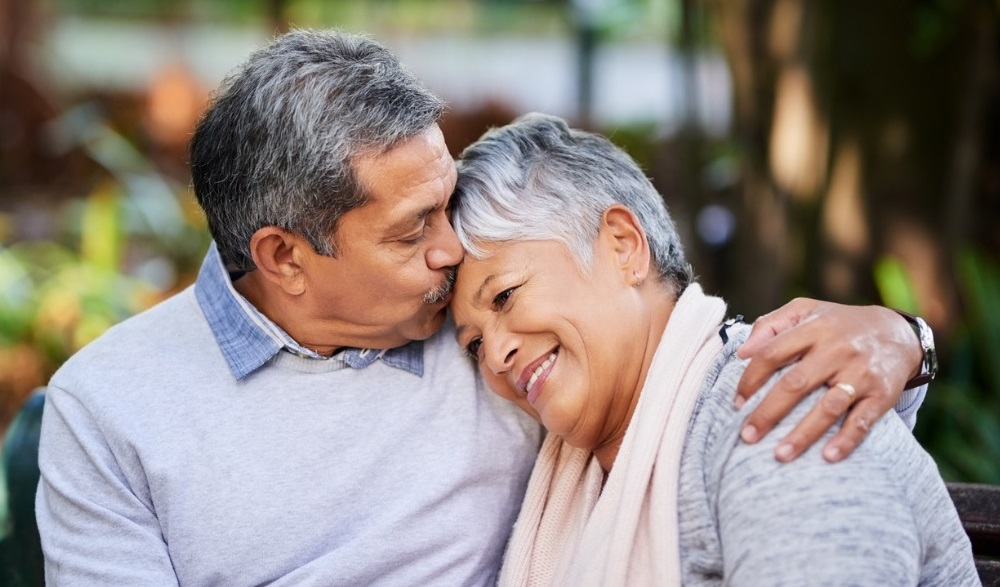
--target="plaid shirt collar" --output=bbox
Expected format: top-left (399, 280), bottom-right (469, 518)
top-left (194, 242), bottom-right (424, 380)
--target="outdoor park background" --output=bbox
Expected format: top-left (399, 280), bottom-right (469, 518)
top-left (0, 0), bottom-right (998, 578)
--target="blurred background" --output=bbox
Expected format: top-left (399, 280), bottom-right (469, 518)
top-left (0, 0), bottom-right (998, 581)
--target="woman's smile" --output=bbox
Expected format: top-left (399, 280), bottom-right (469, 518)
top-left (520, 349), bottom-right (559, 405)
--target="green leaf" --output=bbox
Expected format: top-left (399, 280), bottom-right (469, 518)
top-left (873, 256), bottom-right (920, 313)
top-left (80, 184), bottom-right (123, 272)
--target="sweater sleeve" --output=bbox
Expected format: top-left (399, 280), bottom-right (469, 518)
top-left (708, 372), bottom-right (972, 586)
top-left (36, 384), bottom-right (180, 586)
top-left (894, 383), bottom-right (926, 430)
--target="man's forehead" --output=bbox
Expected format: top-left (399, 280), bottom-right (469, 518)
top-left (352, 126), bottom-right (452, 177)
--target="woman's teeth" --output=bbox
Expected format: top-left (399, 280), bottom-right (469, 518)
top-left (527, 352), bottom-right (558, 393)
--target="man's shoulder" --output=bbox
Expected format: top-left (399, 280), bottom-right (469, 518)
top-left (51, 286), bottom-right (211, 391)
top-left (420, 316), bottom-right (474, 371)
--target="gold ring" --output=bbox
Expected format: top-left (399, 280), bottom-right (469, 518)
top-left (834, 382), bottom-right (857, 402)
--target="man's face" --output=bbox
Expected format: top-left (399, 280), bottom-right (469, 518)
top-left (298, 125), bottom-right (462, 348)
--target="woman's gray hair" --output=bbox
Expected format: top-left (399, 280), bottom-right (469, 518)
top-left (453, 113), bottom-right (693, 293)
top-left (190, 29), bottom-right (444, 271)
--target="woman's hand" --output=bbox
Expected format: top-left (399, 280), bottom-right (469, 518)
top-left (735, 298), bottom-right (923, 463)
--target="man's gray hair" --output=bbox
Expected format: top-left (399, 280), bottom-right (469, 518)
top-left (190, 29), bottom-right (445, 271)
top-left (452, 113), bottom-right (693, 293)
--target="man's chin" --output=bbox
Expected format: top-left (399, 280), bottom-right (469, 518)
top-left (404, 306), bottom-right (449, 342)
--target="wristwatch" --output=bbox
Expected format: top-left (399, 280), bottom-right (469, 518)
top-left (895, 310), bottom-right (938, 389)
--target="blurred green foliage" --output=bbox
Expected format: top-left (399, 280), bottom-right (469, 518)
top-left (1, 191), bottom-right (155, 365)
top-left (876, 252), bottom-right (1000, 483)
top-left (0, 110), bottom-right (210, 428)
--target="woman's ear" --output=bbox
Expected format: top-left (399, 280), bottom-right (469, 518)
top-left (599, 204), bottom-right (651, 286)
top-left (248, 227), bottom-right (307, 295)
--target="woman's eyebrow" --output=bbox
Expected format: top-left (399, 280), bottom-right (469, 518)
top-left (453, 273), bottom-right (499, 342)
top-left (455, 323), bottom-right (469, 343)
top-left (474, 274), bottom-right (498, 305)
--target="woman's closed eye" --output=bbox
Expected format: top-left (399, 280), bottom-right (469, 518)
top-left (464, 337), bottom-right (483, 361)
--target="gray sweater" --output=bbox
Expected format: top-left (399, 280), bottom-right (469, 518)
top-left (36, 287), bottom-right (542, 585)
top-left (678, 325), bottom-right (979, 586)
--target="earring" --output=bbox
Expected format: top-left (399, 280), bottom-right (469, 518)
top-left (632, 270), bottom-right (641, 287)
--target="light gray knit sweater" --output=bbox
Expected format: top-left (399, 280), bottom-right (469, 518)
top-left (36, 287), bottom-right (542, 585)
top-left (677, 324), bottom-right (979, 586)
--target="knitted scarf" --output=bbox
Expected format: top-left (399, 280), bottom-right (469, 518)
top-left (498, 283), bottom-right (727, 586)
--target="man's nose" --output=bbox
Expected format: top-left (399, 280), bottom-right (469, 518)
top-left (426, 217), bottom-right (464, 270)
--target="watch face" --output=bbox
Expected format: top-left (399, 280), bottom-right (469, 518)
top-left (915, 316), bottom-right (938, 379)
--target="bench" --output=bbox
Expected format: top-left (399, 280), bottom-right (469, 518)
top-left (947, 482), bottom-right (1000, 585)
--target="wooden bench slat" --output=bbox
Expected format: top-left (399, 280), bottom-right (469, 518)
top-left (975, 558), bottom-right (1000, 586)
top-left (947, 482), bottom-right (1000, 585)
top-left (948, 482), bottom-right (1000, 559)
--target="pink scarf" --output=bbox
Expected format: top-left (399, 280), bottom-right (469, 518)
top-left (499, 283), bottom-right (727, 586)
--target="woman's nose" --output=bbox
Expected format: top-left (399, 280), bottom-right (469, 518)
top-left (484, 337), bottom-right (518, 376)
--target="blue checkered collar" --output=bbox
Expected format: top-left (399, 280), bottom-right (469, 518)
top-left (194, 242), bottom-right (424, 380)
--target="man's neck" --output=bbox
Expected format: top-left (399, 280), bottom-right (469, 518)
top-left (231, 271), bottom-right (412, 354)
top-left (230, 271), bottom-right (336, 355)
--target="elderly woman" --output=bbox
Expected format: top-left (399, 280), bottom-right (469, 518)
top-left (450, 113), bottom-right (977, 586)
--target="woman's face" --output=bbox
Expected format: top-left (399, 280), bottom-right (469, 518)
top-left (451, 238), bottom-right (649, 451)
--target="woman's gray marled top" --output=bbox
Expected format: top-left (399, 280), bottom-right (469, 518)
top-left (677, 324), bottom-right (979, 586)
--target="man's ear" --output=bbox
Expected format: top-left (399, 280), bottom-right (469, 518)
top-left (600, 204), bottom-right (651, 286)
top-left (247, 227), bottom-right (308, 296)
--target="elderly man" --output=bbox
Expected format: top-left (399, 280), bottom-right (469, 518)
top-left (36, 30), bottom-right (933, 585)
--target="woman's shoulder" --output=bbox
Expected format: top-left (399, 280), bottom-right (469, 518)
top-left (682, 321), bottom-right (752, 455)
top-left (690, 325), bottom-right (965, 524)
top-left (679, 322), bottom-right (977, 585)
top-left (681, 318), bottom-right (931, 499)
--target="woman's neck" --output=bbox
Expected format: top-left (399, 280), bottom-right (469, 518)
top-left (592, 282), bottom-right (678, 472)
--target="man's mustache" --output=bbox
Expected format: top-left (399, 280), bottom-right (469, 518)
top-left (423, 267), bottom-right (457, 304)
